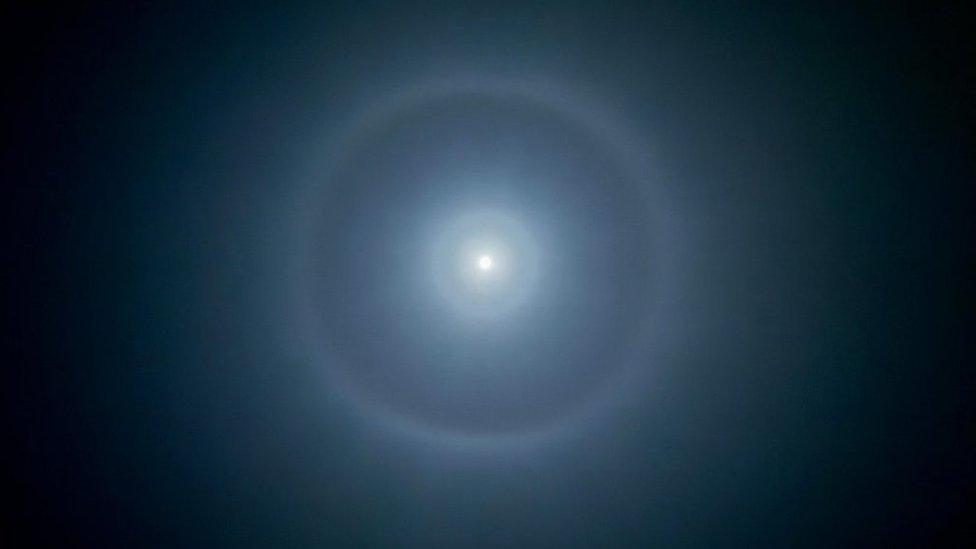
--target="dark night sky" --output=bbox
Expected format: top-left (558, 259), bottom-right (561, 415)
top-left (5, 2), bottom-right (974, 546)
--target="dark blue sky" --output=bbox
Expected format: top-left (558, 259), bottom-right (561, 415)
top-left (6, 2), bottom-right (973, 546)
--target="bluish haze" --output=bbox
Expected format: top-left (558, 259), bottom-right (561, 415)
top-left (6, 2), bottom-right (972, 546)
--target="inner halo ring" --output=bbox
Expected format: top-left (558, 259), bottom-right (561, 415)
top-left (287, 75), bottom-right (661, 448)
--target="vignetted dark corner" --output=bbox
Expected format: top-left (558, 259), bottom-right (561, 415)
top-left (5, 2), bottom-right (973, 546)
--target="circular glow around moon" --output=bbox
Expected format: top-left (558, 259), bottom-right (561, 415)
top-left (283, 76), bottom-right (672, 448)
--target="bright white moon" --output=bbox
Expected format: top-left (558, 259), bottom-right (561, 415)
top-left (427, 209), bottom-right (541, 320)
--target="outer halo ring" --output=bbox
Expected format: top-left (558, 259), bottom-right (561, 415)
top-left (284, 75), bottom-right (669, 449)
